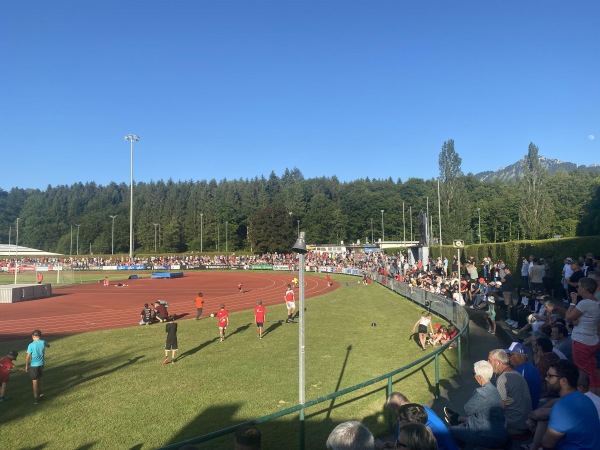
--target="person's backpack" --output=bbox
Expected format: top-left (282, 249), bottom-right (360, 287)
top-left (143, 308), bottom-right (152, 321)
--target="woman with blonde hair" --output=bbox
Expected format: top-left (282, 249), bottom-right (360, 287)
top-left (412, 312), bottom-right (434, 351)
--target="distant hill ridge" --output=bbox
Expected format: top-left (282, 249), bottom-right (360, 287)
top-left (474, 155), bottom-right (600, 182)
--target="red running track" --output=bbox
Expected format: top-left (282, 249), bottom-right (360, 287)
top-left (0, 272), bottom-right (337, 341)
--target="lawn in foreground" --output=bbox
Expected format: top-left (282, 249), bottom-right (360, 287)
top-left (0, 275), bottom-right (458, 449)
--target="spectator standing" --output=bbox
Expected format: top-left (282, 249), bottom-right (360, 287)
top-left (500, 267), bottom-right (515, 317)
top-left (194, 292), bottom-right (204, 320)
top-left (528, 258), bottom-right (544, 292)
top-left (542, 257), bottom-right (555, 297)
top-left (447, 360), bottom-right (508, 450)
top-left (520, 257), bottom-right (530, 290)
top-left (542, 360), bottom-right (600, 449)
top-left (488, 349), bottom-right (532, 435)
top-left (483, 296), bottom-right (497, 334)
top-left (566, 261), bottom-right (585, 296)
top-left (561, 257), bottom-right (574, 300)
top-left (254, 299), bottom-right (266, 339)
top-left (25, 330), bottom-right (50, 404)
top-left (217, 303), bottom-right (229, 342)
top-left (0, 350), bottom-right (20, 402)
top-left (566, 277), bottom-right (600, 394)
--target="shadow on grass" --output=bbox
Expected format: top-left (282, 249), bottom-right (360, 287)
top-left (227, 323), bottom-right (252, 338)
top-left (177, 338), bottom-right (220, 361)
top-left (263, 321), bottom-right (283, 337)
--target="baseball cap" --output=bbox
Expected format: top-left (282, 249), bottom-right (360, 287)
top-left (487, 296), bottom-right (496, 303)
top-left (505, 342), bottom-right (527, 354)
top-left (478, 278), bottom-right (484, 283)
top-left (566, 257), bottom-right (573, 262)
top-left (9, 350), bottom-right (18, 359)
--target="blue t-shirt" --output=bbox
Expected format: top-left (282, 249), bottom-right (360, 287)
top-left (513, 362), bottom-right (541, 409)
top-left (27, 339), bottom-right (48, 367)
top-left (424, 406), bottom-right (460, 450)
top-left (548, 391), bottom-right (600, 450)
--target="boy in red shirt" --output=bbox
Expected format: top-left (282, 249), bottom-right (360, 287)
top-left (217, 304), bottom-right (229, 342)
top-left (254, 299), bottom-right (266, 339)
top-left (0, 350), bottom-right (20, 402)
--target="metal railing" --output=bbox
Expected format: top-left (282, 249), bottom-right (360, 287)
top-left (160, 273), bottom-right (470, 450)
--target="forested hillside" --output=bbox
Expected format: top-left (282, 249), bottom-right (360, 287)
top-left (1, 163), bottom-right (599, 255)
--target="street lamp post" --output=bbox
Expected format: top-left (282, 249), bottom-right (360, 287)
top-left (225, 221), bottom-right (228, 252)
top-left (409, 207), bottom-right (413, 241)
top-left (381, 210), bottom-right (385, 243)
top-left (153, 223), bottom-right (159, 252)
top-left (200, 213), bottom-right (203, 253)
top-left (109, 215), bottom-right (118, 256)
top-left (403, 201), bottom-right (406, 242)
top-left (14, 218), bottom-right (19, 284)
top-left (75, 224), bottom-right (81, 256)
top-left (292, 232), bottom-right (307, 449)
top-left (297, 220), bottom-right (300, 237)
top-left (370, 218), bottom-right (373, 243)
top-left (124, 134), bottom-right (140, 260)
top-left (70, 225), bottom-right (73, 260)
top-left (477, 208), bottom-right (482, 244)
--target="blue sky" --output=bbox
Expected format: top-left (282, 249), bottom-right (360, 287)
top-left (2, 1), bottom-right (598, 191)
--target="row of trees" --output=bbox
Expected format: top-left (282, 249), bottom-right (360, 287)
top-left (1, 144), bottom-right (599, 255)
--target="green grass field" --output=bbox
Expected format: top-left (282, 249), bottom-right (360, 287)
top-left (0, 275), bottom-right (459, 449)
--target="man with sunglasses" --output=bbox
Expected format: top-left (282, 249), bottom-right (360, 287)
top-left (541, 360), bottom-right (599, 450)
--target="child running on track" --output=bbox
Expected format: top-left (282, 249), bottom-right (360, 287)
top-left (238, 282), bottom-right (243, 294)
top-left (217, 304), bottom-right (229, 341)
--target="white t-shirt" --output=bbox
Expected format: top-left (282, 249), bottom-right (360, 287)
top-left (570, 299), bottom-right (600, 346)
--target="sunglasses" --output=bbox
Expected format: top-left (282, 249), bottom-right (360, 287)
top-left (546, 372), bottom-right (562, 379)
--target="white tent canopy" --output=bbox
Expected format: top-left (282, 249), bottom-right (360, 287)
top-left (0, 244), bottom-right (62, 257)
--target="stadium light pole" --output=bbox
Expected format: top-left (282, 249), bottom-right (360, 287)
top-left (381, 209), bottom-right (385, 243)
top-left (297, 219), bottom-right (300, 237)
top-left (14, 218), bottom-right (19, 285)
top-left (402, 201), bottom-right (406, 242)
top-left (70, 225), bottom-right (73, 260)
top-left (292, 231), bottom-right (307, 449)
top-left (200, 213), bottom-right (203, 253)
top-left (75, 224), bottom-right (81, 256)
top-left (225, 221), bottom-right (228, 252)
top-left (370, 218), bottom-right (373, 243)
top-left (109, 215), bottom-right (118, 256)
top-left (153, 223), bottom-right (159, 252)
top-left (124, 134), bottom-right (140, 261)
top-left (477, 208), bottom-right (482, 244)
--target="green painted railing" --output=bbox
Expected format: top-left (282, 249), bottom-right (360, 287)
top-left (160, 273), bottom-right (470, 450)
